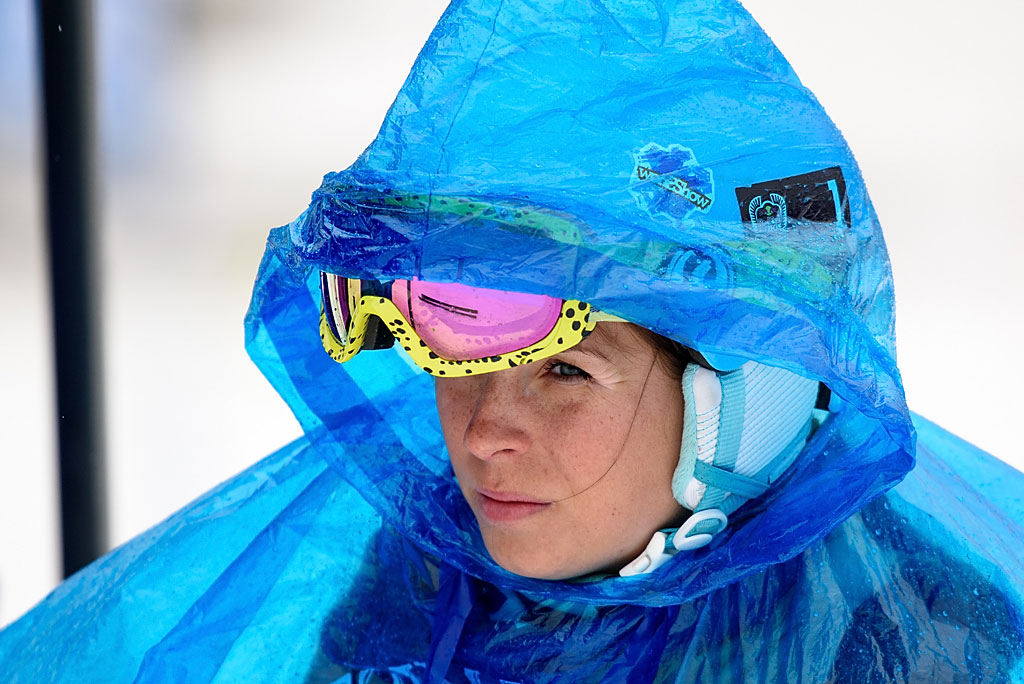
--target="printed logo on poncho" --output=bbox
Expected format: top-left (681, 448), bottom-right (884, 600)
top-left (735, 167), bottom-right (851, 233)
top-left (631, 143), bottom-right (715, 221)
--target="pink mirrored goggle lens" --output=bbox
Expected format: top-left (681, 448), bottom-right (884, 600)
top-left (391, 279), bottom-right (563, 360)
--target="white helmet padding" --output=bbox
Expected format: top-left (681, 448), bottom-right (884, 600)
top-left (620, 361), bottom-right (819, 577)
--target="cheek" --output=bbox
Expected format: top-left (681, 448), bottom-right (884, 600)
top-left (534, 398), bottom-right (625, 489)
top-left (434, 378), bottom-right (475, 445)
top-left (552, 381), bottom-right (684, 572)
top-left (436, 376), bottom-right (628, 496)
top-left (434, 380), bottom-right (472, 475)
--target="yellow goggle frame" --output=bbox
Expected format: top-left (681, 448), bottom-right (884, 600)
top-left (319, 286), bottom-right (623, 377)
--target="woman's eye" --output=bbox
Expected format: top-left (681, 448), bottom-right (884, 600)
top-left (546, 361), bottom-right (592, 382)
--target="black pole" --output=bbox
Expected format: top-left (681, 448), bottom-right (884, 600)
top-left (36, 0), bottom-right (108, 577)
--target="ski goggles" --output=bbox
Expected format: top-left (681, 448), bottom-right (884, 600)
top-left (319, 272), bottom-right (624, 377)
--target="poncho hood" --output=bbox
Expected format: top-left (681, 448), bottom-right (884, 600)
top-left (244, 0), bottom-right (915, 606)
top-left (5, 4), bottom-right (1023, 683)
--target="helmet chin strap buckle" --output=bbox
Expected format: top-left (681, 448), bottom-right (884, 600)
top-left (618, 531), bottom-right (673, 577)
top-left (618, 509), bottom-right (728, 577)
top-left (672, 508), bottom-right (728, 551)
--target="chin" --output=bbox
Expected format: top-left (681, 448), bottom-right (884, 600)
top-left (481, 532), bottom-right (602, 581)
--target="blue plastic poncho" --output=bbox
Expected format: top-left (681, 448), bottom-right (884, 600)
top-left (3, 0), bottom-right (1023, 681)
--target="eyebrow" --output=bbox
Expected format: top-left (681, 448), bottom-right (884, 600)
top-left (563, 332), bottom-right (615, 364)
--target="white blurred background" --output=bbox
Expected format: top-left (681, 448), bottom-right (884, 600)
top-left (1, 0), bottom-right (1021, 628)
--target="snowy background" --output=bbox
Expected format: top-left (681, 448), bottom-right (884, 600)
top-left (2, 0), bottom-right (1021, 627)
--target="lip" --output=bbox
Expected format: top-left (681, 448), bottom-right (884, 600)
top-left (475, 488), bottom-right (552, 523)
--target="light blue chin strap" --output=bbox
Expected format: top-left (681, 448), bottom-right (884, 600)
top-left (620, 361), bottom-right (820, 577)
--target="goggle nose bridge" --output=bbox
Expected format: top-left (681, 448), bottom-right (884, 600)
top-left (352, 304), bottom-right (400, 352)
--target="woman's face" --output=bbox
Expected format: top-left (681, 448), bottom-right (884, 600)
top-left (435, 323), bottom-right (686, 580)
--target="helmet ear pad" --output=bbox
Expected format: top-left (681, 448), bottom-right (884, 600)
top-left (671, 361), bottom-right (820, 543)
top-left (619, 362), bottom-right (819, 576)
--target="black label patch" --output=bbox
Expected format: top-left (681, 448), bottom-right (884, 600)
top-left (734, 167), bottom-right (850, 232)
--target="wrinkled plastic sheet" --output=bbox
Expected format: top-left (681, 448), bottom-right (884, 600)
top-left (0, 416), bottom-right (1020, 682)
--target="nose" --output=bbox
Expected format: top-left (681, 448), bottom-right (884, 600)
top-left (463, 371), bottom-right (532, 461)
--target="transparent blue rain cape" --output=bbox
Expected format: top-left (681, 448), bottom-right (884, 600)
top-left (3, 0), bottom-right (1023, 682)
